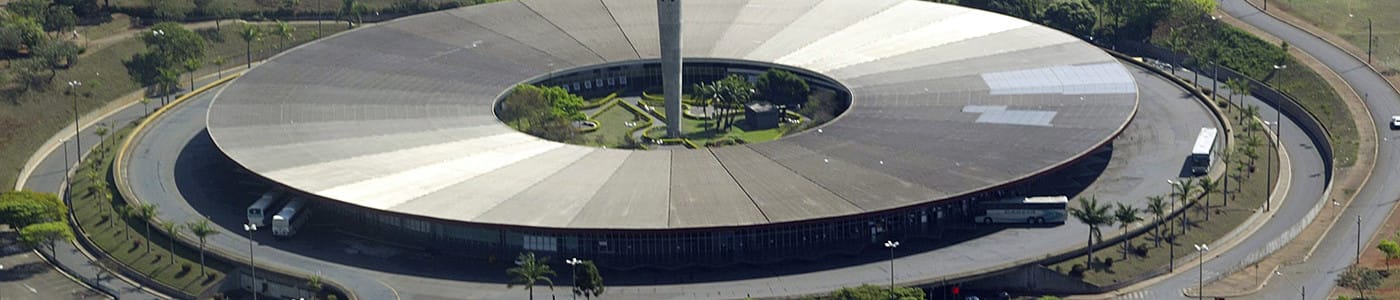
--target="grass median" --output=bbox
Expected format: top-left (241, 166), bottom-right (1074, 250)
top-left (1047, 104), bottom-right (1280, 287)
top-left (70, 124), bottom-right (232, 296)
top-left (1266, 0), bottom-right (1400, 76)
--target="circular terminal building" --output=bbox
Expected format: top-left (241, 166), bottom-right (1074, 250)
top-left (207, 0), bottom-right (1138, 267)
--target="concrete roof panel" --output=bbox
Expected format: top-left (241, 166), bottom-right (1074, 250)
top-left (206, 0), bottom-right (1138, 230)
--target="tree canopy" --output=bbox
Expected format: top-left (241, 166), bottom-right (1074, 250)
top-left (499, 84), bottom-right (586, 142)
top-left (1041, 0), bottom-right (1097, 37)
top-left (755, 69), bottom-right (809, 114)
top-left (0, 191), bottom-right (68, 227)
top-left (572, 260), bottom-right (604, 299)
top-left (18, 221), bottom-right (74, 253)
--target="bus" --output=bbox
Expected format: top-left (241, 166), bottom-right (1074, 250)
top-left (972, 196), bottom-right (1069, 224)
top-left (271, 197), bottom-right (310, 237)
top-left (246, 189), bottom-right (285, 227)
top-left (1189, 127), bottom-right (1218, 176)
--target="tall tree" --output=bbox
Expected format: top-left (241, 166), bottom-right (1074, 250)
top-left (42, 5), bottom-right (78, 35)
top-left (185, 218), bottom-right (219, 277)
top-left (197, 0), bottom-right (235, 31)
top-left (135, 203), bottom-right (158, 254)
top-left (1068, 195), bottom-right (1114, 267)
top-left (239, 23), bottom-right (263, 68)
top-left (506, 252), bottom-right (555, 300)
top-left (161, 221), bottom-right (181, 265)
top-left (1336, 266), bottom-right (1382, 300)
top-left (1379, 240), bottom-right (1400, 271)
top-left (18, 221), bottom-right (74, 256)
top-left (755, 69), bottom-right (809, 117)
top-left (1040, 0), bottom-right (1097, 37)
top-left (1113, 202), bottom-right (1141, 259)
top-left (1196, 177), bottom-right (1219, 221)
top-left (1169, 178), bottom-right (1198, 234)
top-left (1146, 195), bottom-right (1168, 247)
top-left (272, 20), bottom-right (295, 49)
top-left (149, 0), bottom-right (191, 21)
top-left (572, 260), bottom-right (604, 299)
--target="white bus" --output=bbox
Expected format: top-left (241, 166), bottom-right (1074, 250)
top-left (1189, 127), bottom-right (1218, 176)
top-left (271, 198), bottom-right (310, 237)
top-left (972, 196), bottom-right (1069, 224)
top-left (246, 189), bottom-right (285, 227)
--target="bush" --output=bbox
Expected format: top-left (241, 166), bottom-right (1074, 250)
top-left (1104, 257), bottom-right (1114, 268)
top-left (1069, 264), bottom-right (1086, 277)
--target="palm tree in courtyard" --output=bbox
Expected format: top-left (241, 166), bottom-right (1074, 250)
top-left (1069, 196), bottom-right (1114, 267)
top-left (1170, 178), bottom-right (1199, 234)
top-left (507, 252), bottom-right (555, 300)
top-left (1146, 195), bottom-right (1169, 247)
top-left (272, 20), bottom-right (295, 49)
top-left (1114, 203), bottom-right (1142, 259)
top-left (186, 218), bottom-right (219, 277)
top-left (239, 24), bottom-right (263, 69)
top-left (1197, 177), bottom-right (1220, 221)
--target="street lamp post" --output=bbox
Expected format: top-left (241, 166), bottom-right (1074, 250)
top-left (244, 223), bottom-right (258, 300)
top-left (884, 240), bottom-right (899, 300)
top-left (1195, 244), bottom-right (1209, 300)
top-left (68, 80), bottom-right (82, 163)
top-left (566, 257), bottom-right (582, 300)
top-left (1357, 215), bottom-right (1363, 264)
top-left (1266, 64), bottom-right (1287, 212)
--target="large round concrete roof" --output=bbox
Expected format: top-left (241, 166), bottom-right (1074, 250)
top-left (207, 0), bottom-right (1138, 230)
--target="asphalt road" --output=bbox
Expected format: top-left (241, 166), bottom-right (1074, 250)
top-left (1214, 1), bottom-right (1400, 299)
top-left (20, 83), bottom-right (167, 299)
top-left (0, 229), bottom-right (108, 300)
top-left (106, 60), bottom-right (1221, 300)
top-left (1122, 65), bottom-right (1327, 299)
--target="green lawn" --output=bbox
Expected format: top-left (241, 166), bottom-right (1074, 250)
top-left (1270, 0), bottom-right (1400, 75)
top-left (70, 125), bottom-right (230, 296)
top-left (0, 23), bottom-right (343, 189)
top-left (1047, 106), bottom-right (1280, 286)
top-left (580, 105), bottom-right (644, 147)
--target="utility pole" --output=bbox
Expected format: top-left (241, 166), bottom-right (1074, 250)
top-left (1367, 18), bottom-right (1373, 64)
top-left (1357, 215), bottom-right (1363, 264)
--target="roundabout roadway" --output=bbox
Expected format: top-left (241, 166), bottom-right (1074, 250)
top-left (88, 60), bottom-right (1238, 299)
top-left (1214, 0), bottom-right (1400, 299)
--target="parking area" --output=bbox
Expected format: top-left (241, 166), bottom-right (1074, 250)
top-left (0, 228), bottom-right (107, 300)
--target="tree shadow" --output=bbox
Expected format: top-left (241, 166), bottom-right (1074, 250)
top-left (0, 262), bottom-right (49, 281)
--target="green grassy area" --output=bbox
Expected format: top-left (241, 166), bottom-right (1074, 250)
top-left (80, 14), bottom-right (137, 41)
top-left (1269, 55), bottom-right (1360, 167)
top-left (579, 105), bottom-right (644, 147)
top-left (1271, 0), bottom-right (1400, 75)
top-left (0, 23), bottom-right (343, 190)
top-left (110, 0), bottom-right (500, 18)
top-left (1047, 106), bottom-right (1280, 286)
top-left (70, 125), bottom-right (231, 296)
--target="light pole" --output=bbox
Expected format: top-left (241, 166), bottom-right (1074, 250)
top-left (62, 138), bottom-right (70, 201)
top-left (1166, 179), bottom-right (1178, 272)
top-left (1266, 64), bottom-right (1287, 212)
top-left (1357, 215), bottom-right (1362, 264)
top-left (566, 257), bottom-right (582, 300)
top-left (67, 80), bottom-right (82, 163)
top-left (244, 223), bottom-right (258, 300)
top-left (884, 240), bottom-right (899, 300)
top-left (1195, 244), bottom-right (1209, 300)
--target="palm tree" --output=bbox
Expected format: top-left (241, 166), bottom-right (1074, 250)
top-left (1241, 105), bottom-right (1260, 128)
top-left (212, 56), bottom-right (227, 79)
top-left (93, 124), bottom-right (108, 159)
top-left (186, 219), bottom-right (218, 277)
top-left (1240, 144), bottom-right (1261, 173)
top-left (507, 252), bottom-right (556, 300)
top-left (1197, 177), bottom-right (1220, 221)
top-left (691, 82), bottom-right (719, 131)
top-left (135, 203), bottom-right (158, 254)
top-left (272, 20), bottom-right (295, 49)
top-left (1219, 148), bottom-right (1233, 206)
top-left (305, 274), bottom-right (324, 299)
top-left (161, 221), bottom-right (180, 265)
top-left (1068, 196), bottom-right (1114, 267)
top-left (1113, 203), bottom-right (1142, 259)
top-left (1170, 178), bottom-right (1199, 234)
top-left (239, 24), bottom-right (263, 69)
top-left (140, 98), bottom-right (152, 116)
top-left (116, 204), bottom-right (132, 240)
top-left (1146, 195), bottom-right (1168, 247)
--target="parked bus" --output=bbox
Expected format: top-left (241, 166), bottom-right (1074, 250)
top-left (271, 197), bottom-right (310, 237)
top-left (972, 196), bottom-right (1069, 224)
top-left (1189, 127), bottom-right (1218, 176)
top-left (246, 189), bottom-right (285, 227)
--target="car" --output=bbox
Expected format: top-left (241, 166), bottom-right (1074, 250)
top-left (1391, 116), bottom-right (1400, 129)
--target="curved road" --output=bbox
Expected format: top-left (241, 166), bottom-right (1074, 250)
top-left (1214, 1), bottom-right (1400, 299)
top-left (116, 61), bottom-right (1226, 300)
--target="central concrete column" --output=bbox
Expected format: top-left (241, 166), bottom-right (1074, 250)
top-left (659, 0), bottom-right (683, 138)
